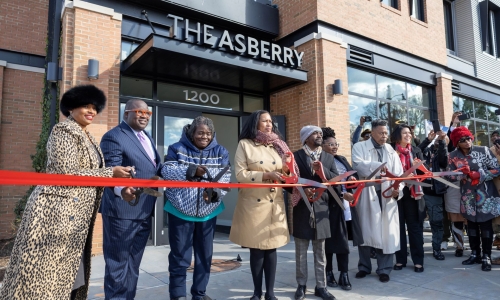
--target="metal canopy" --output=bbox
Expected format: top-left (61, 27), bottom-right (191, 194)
top-left (121, 34), bottom-right (308, 93)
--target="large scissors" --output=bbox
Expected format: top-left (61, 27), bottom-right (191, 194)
top-left (283, 152), bottom-right (330, 228)
top-left (414, 161), bottom-right (461, 189)
top-left (345, 162), bottom-right (388, 207)
top-left (128, 170), bottom-right (163, 206)
top-left (381, 160), bottom-right (432, 198)
top-left (311, 161), bottom-right (357, 210)
top-left (204, 165), bottom-right (231, 203)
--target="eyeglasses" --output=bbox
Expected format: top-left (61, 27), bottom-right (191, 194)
top-left (125, 109), bottom-right (152, 117)
top-left (458, 136), bottom-right (472, 143)
top-left (325, 143), bottom-right (340, 147)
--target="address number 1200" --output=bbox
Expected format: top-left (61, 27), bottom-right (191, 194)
top-left (183, 90), bottom-right (220, 105)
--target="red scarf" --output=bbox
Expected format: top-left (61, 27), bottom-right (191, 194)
top-left (254, 131), bottom-right (302, 206)
top-left (396, 144), bottom-right (423, 199)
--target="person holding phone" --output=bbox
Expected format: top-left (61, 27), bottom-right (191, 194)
top-left (352, 116), bottom-right (372, 144)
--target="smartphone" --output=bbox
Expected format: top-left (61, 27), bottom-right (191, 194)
top-left (431, 119), bottom-right (441, 133)
top-left (458, 113), bottom-right (471, 121)
top-left (364, 116), bottom-right (372, 122)
top-left (495, 138), bottom-right (500, 146)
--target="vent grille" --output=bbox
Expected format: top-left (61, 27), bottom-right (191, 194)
top-left (349, 46), bottom-right (373, 64)
top-left (451, 80), bottom-right (460, 91)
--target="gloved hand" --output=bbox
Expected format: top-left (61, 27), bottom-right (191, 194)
top-left (469, 171), bottom-right (480, 186)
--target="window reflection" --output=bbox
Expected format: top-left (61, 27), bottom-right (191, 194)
top-left (120, 77), bottom-right (153, 99)
top-left (348, 95), bottom-right (376, 138)
top-left (379, 101), bottom-right (407, 132)
top-left (476, 121), bottom-right (489, 146)
top-left (407, 83), bottom-right (430, 107)
top-left (408, 107), bottom-right (430, 144)
top-left (347, 67), bottom-right (376, 97)
top-left (377, 76), bottom-right (406, 102)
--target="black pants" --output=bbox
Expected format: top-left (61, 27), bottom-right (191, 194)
top-left (395, 189), bottom-right (424, 266)
top-left (249, 248), bottom-right (277, 298)
top-left (325, 252), bottom-right (349, 272)
top-left (468, 219), bottom-right (493, 255)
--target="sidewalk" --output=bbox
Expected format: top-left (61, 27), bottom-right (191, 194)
top-left (88, 232), bottom-right (500, 300)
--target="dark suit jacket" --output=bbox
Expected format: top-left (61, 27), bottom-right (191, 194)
top-left (292, 149), bottom-right (340, 240)
top-left (100, 121), bottom-right (161, 220)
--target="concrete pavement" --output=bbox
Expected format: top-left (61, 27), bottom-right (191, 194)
top-left (88, 232), bottom-right (500, 299)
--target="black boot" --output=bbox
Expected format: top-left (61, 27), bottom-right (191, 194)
top-left (338, 272), bottom-right (352, 291)
top-left (326, 270), bottom-right (338, 287)
top-left (462, 250), bottom-right (482, 265)
top-left (482, 254), bottom-right (492, 271)
top-left (314, 286), bottom-right (336, 300)
top-left (294, 285), bottom-right (306, 300)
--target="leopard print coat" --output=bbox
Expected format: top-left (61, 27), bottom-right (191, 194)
top-left (0, 117), bottom-right (113, 300)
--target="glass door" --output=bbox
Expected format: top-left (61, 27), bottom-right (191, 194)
top-left (155, 108), bottom-right (201, 245)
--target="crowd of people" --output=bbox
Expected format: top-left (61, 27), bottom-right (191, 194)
top-left (1, 84), bottom-right (500, 300)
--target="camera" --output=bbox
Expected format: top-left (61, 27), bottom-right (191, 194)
top-left (458, 113), bottom-right (471, 121)
top-left (364, 116), bottom-right (372, 122)
top-left (495, 138), bottom-right (500, 146)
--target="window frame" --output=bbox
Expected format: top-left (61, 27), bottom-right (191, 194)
top-left (480, 0), bottom-right (500, 58)
top-left (410, 0), bottom-right (426, 22)
top-left (443, 0), bottom-right (458, 55)
top-left (381, 0), bottom-right (399, 10)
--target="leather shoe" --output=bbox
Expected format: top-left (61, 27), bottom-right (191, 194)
top-left (433, 250), bottom-right (445, 260)
top-left (355, 270), bottom-right (368, 278)
top-left (455, 248), bottom-right (463, 257)
top-left (264, 296), bottom-right (277, 300)
top-left (250, 296), bottom-right (262, 300)
top-left (314, 286), bottom-right (336, 300)
top-left (172, 298), bottom-right (187, 300)
top-left (414, 266), bottom-right (424, 273)
top-left (482, 254), bottom-right (492, 271)
top-left (462, 250), bottom-right (482, 265)
top-left (294, 285), bottom-right (306, 300)
top-left (326, 270), bottom-right (338, 287)
top-left (393, 264), bottom-right (405, 270)
top-left (379, 274), bottom-right (390, 283)
top-left (338, 272), bottom-right (352, 291)
top-left (192, 296), bottom-right (213, 300)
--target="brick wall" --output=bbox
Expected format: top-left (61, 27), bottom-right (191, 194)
top-left (436, 75), bottom-right (454, 126)
top-left (0, 69), bottom-right (44, 239)
top-left (274, 0), bottom-right (448, 66)
top-left (60, 4), bottom-right (122, 254)
top-left (0, 0), bottom-right (48, 56)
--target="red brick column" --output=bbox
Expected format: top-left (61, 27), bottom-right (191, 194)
top-left (436, 73), bottom-right (453, 126)
top-left (60, 1), bottom-right (122, 255)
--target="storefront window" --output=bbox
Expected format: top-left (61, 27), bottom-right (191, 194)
top-left (348, 67), bottom-right (433, 143)
top-left (120, 77), bottom-right (153, 99)
top-left (244, 96), bottom-right (264, 113)
top-left (157, 82), bottom-right (240, 111)
top-left (121, 40), bottom-right (139, 61)
top-left (347, 67), bottom-right (376, 97)
top-left (453, 95), bottom-right (500, 146)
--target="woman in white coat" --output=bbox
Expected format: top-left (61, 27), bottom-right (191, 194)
top-left (351, 119), bottom-right (404, 283)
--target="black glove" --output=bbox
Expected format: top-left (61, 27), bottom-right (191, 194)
top-left (186, 164), bottom-right (199, 181)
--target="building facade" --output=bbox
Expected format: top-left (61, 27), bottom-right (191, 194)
top-left (2, 0), bottom-right (500, 254)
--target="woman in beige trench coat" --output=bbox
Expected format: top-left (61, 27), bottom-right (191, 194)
top-left (230, 110), bottom-right (292, 300)
top-left (0, 85), bottom-right (131, 300)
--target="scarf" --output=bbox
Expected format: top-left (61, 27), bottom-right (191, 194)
top-left (303, 144), bottom-right (322, 172)
top-left (396, 143), bottom-right (423, 200)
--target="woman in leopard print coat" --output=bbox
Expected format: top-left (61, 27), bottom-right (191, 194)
top-left (0, 85), bottom-right (131, 300)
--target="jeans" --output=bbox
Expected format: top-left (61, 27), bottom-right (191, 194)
top-left (424, 194), bottom-right (445, 251)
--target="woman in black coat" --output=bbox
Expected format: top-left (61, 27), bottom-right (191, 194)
top-left (391, 124), bottom-right (426, 273)
top-left (321, 127), bottom-right (364, 291)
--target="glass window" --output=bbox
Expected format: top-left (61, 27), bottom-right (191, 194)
top-left (487, 10), bottom-right (496, 56)
top-left (476, 121), bottom-right (489, 146)
top-left (443, 1), bottom-right (455, 52)
top-left (120, 77), bottom-right (153, 99)
top-left (488, 105), bottom-right (500, 123)
top-left (407, 83), bottom-right (430, 107)
top-left (121, 40), bottom-right (139, 61)
top-left (377, 75), bottom-right (406, 102)
top-left (411, 0), bottom-right (425, 22)
top-left (347, 67), bottom-right (376, 97)
top-left (382, 0), bottom-right (398, 9)
top-left (244, 96), bottom-right (264, 113)
top-left (348, 95), bottom-right (376, 137)
top-left (475, 101), bottom-right (489, 121)
top-left (408, 107), bottom-right (430, 143)
top-left (157, 82), bottom-right (240, 111)
top-left (379, 101), bottom-right (407, 132)
top-left (452, 95), bottom-right (474, 117)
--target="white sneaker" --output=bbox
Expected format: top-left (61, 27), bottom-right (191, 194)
top-left (441, 241), bottom-right (448, 250)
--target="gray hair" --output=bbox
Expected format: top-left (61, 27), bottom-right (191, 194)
top-left (187, 116), bottom-right (215, 139)
top-left (371, 119), bottom-right (388, 129)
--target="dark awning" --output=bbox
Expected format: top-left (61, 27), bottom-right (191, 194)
top-left (121, 34), bottom-right (307, 93)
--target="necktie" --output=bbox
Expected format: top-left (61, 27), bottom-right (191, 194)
top-left (137, 132), bottom-right (156, 166)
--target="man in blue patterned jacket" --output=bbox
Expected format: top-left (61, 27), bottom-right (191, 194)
top-left (161, 116), bottom-right (231, 300)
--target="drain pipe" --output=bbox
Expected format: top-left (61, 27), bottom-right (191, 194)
top-left (47, 0), bottom-right (63, 130)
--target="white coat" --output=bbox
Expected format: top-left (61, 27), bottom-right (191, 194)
top-left (351, 140), bottom-right (404, 254)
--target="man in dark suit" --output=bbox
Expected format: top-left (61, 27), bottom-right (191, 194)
top-left (100, 99), bottom-right (161, 300)
top-left (292, 125), bottom-right (339, 300)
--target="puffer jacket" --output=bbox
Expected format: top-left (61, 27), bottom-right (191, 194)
top-left (161, 125), bottom-right (231, 217)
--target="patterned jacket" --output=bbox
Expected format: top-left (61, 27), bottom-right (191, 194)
top-left (161, 125), bottom-right (231, 217)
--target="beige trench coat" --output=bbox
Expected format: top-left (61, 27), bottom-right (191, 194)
top-left (0, 117), bottom-right (113, 300)
top-left (351, 140), bottom-right (404, 254)
top-left (229, 139), bottom-right (290, 249)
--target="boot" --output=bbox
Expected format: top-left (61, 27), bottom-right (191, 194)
top-left (482, 254), bottom-right (492, 271)
top-left (462, 250), bottom-right (482, 265)
top-left (314, 286), bottom-right (336, 300)
top-left (338, 272), bottom-right (352, 291)
top-left (294, 285), bottom-right (306, 300)
top-left (326, 270), bottom-right (338, 287)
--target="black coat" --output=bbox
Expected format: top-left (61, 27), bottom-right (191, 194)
top-left (292, 150), bottom-right (339, 240)
top-left (324, 155), bottom-right (364, 254)
top-left (418, 138), bottom-right (449, 195)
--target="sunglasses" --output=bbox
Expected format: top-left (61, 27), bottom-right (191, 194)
top-left (125, 109), bottom-right (152, 117)
top-left (458, 136), bottom-right (472, 143)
